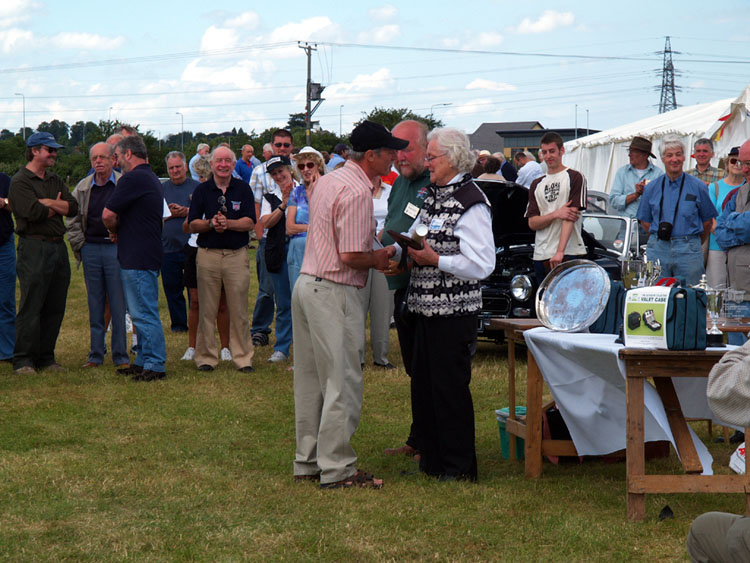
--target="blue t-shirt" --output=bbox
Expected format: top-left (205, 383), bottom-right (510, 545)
top-left (105, 164), bottom-right (164, 270)
top-left (709, 178), bottom-right (743, 250)
top-left (188, 177), bottom-right (256, 250)
top-left (234, 159), bottom-right (253, 184)
top-left (288, 184), bottom-right (309, 239)
top-left (162, 177), bottom-right (199, 253)
top-left (637, 172), bottom-right (717, 237)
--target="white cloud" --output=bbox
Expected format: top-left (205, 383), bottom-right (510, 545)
top-left (326, 68), bottom-right (395, 98)
top-left (180, 58), bottom-right (265, 90)
top-left (0, 0), bottom-right (40, 28)
top-left (359, 24), bottom-right (401, 44)
top-left (225, 11), bottom-right (260, 29)
top-left (48, 32), bottom-right (125, 50)
top-left (0, 28), bottom-right (33, 53)
top-left (472, 32), bottom-right (503, 48)
top-left (200, 25), bottom-right (241, 52)
top-left (466, 79), bottom-right (516, 92)
top-left (516, 10), bottom-right (575, 34)
top-left (690, 80), bottom-right (706, 89)
top-left (454, 98), bottom-right (494, 116)
top-left (369, 5), bottom-right (397, 22)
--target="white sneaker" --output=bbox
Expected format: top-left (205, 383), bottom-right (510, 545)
top-left (221, 347), bottom-right (232, 361)
top-left (181, 347), bottom-right (195, 361)
top-left (730, 442), bottom-right (746, 474)
top-left (268, 351), bottom-right (287, 363)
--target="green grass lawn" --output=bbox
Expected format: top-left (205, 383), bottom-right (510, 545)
top-left (0, 245), bottom-right (741, 561)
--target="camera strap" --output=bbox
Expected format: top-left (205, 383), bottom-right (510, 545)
top-left (658, 173), bottom-right (686, 225)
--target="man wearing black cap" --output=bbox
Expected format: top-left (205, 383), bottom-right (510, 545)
top-left (292, 120), bottom-right (403, 489)
top-left (609, 136), bottom-right (663, 221)
top-left (327, 143), bottom-right (349, 171)
top-left (9, 132), bottom-right (78, 374)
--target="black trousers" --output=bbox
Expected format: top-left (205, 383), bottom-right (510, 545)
top-left (393, 288), bottom-right (419, 450)
top-left (411, 313), bottom-right (478, 479)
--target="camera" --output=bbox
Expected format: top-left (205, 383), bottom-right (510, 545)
top-left (657, 222), bottom-right (673, 241)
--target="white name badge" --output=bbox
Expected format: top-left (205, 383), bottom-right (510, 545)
top-left (429, 217), bottom-right (444, 231)
top-left (404, 202), bottom-right (419, 219)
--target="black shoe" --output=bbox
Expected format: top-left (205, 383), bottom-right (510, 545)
top-left (730, 430), bottom-right (745, 444)
top-left (171, 326), bottom-right (188, 333)
top-left (117, 365), bottom-right (143, 375)
top-left (438, 473), bottom-right (474, 483)
top-left (374, 362), bottom-right (397, 370)
top-left (197, 364), bottom-right (214, 372)
top-left (238, 366), bottom-right (255, 373)
top-left (133, 370), bottom-right (166, 382)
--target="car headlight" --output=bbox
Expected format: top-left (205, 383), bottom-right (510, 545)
top-left (511, 274), bottom-right (533, 302)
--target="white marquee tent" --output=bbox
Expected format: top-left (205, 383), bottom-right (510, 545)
top-left (563, 85), bottom-right (750, 193)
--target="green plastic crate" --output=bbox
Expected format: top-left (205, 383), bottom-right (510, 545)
top-left (496, 406), bottom-right (526, 460)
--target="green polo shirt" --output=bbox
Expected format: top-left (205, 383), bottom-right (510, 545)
top-left (9, 167), bottom-right (78, 237)
top-left (381, 170), bottom-right (431, 290)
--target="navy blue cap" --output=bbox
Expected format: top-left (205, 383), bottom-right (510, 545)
top-left (729, 146), bottom-right (741, 156)
top-left (266, 155), bottom-right (291, 172)
top-left (26, 131), bottom-right (64, 149)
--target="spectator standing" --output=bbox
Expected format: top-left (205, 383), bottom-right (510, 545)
top-left (234, 144), bottom-right (255, 184)
top-left (0, 173), bottom-right (14, 362)
top-left (67, 142), bottom-right (129, 368)
top-left (161, 151), bottom-right (198, 333)
top-left (103, 136), bottom-right (167, 381)
top-left (381, 119), bottom-right (431, 461)
top-left (493, 152), bottom-right (518, 182)
top-left (637, 135), bottom-right (717, 286)
top-left (9, 132), bottom-right (78, 374)
top-left (514, 150), bottom-right (544, 187)
top-left (689, 138), bottom-right (724, 185)
top-left (327, 143), bottom-right (349, 171)
top-left (477, 156), bottom-right (505, 181)
top-left (187, 146), bottom-right (256, 372)
top-left (189, 143), bottom-right (210, 181)
top-left (292, 120), bottom-right (401, 489)
top-left (608, 136), bottom-right (663, 220)
top-left (526, 132), bottom-right (588, 283)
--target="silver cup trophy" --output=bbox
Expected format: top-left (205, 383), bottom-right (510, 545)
top-left (705, 287), bottom-right (725, 347)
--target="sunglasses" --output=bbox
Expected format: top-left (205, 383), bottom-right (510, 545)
top-left (274, 142), bottom-right (291, 148)
top-left (43, 146), bottom-right (58, 153)
top-left (217, 195), bottom-right (227, 214)
top-left (729, 157), bottom-right (741, 165)
top-left (297, 162), bottom-right (316, 170)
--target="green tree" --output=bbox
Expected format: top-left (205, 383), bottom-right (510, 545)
top-left (37, 120), bottom-right (70, 144)
top-left (355, 107), bottom-right (443, 131)
top-left (287, 113), bottom-right (307, 130)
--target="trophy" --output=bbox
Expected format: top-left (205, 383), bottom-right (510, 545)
top-left (705, 286), bottom-right (726, 347)
top-left (621, 259), bottom-right (644, 289)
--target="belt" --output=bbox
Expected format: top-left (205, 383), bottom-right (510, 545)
top-left (669, 235), bottom-right (699, 242)
top-left (23, 234), bottom-right (63, 243)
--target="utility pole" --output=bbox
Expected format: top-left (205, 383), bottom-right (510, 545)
top-left (657, 36), bottom-right (679, 113)
top-left (299, 42), bottom-right (324, 146)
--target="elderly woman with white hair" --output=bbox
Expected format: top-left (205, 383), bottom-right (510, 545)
top-left (636, 134), bottom-right (717, 286)
top-left (392, 127), bottom-right (495, 481)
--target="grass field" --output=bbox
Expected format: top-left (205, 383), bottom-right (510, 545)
top-left (0, 245), bottom-right (742, 561)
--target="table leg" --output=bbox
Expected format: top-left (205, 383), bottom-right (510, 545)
top-left (508, 333), bottom-right (517, 461)
top-left (627, 374), bottom-right (646, 521)
top-left (653, 378), bottom-right (702, 474)
top-left (525, 349), bottom-right (543, 478)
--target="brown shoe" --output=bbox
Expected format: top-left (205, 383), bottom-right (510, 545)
top-left (82, 362), bottom-right (100, 369)
top-left (115, 363), bottom-right (130, 369)
top-left (14, 366), bottom-right (36, 375)
top-left (42, 363), bottom-right (67, 373)
top-left (384, 444), bottom-right (418, 457)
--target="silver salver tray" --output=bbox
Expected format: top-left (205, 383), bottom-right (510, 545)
top-left (535, 259), bottom-right (611, 332)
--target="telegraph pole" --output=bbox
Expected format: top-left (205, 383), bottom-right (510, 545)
top-left (299, 42), bottom-right (325, 146)
top-left (657, 36), bottom-right (679, 113)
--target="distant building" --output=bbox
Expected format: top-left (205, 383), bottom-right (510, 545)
top-left (469, 121), bottom-right (599, 160)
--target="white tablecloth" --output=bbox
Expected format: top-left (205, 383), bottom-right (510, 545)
top-left (523, 328), bottom-right (736, 475)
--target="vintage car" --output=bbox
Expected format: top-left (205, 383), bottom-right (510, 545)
top-left (475, 179), bottom-right (640, 342)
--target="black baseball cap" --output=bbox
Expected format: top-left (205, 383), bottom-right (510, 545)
top-left (350, 121), bottom-right (408, 152)
top-left (266, 155), bottom-right (291, 172)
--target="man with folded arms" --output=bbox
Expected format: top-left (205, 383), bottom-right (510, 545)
top-left (9, 132), bottom-right (78, 374)
top-left (103, 136), bottom-right (167, 381)
top-left (67, 142), bottom-right (129, 369)
top-left (292, 120), bottom-right (402, 489)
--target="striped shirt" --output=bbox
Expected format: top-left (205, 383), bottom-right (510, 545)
top-left (300, 160), bottom-right (375, 287)
top-left (689, 165), bottom-right (725, 185)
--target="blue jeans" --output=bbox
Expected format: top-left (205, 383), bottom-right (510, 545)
top-left (251, 237), bottom-right (275, 336)
top-left (161, 250), bottom-right (188, 331)
top-left (120, 268), bottom-right (166, 372)
top-left (269, 245), bottom-right (293, 356)
top-left (81, 243), bottom-right (129, 365)
top-left (287, 235), bottom-right (306, 292)
top-left (0, 236), bottom-right (15, 360)
top-left (645, 235), bottom-right (705, 287)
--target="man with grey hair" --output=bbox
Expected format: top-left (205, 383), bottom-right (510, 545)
top-left (103, 135), bottom-right (167, 381)
top-left (189, 143), bottom-right (210, 181)
top-left (689, 138), bottom-right (724, 185)
top-left (637, 135), bottom-right (717, 285)
top-left (234, 144), bottom-right (256, 184)
top-left (67, 142), bottom-right (129, 368)
top-left (493, 151), bottom-right (518, 182)
top-left (514, 150), bottom-right (543, 187)
top-left (161, 150), bottom-right (199, 333)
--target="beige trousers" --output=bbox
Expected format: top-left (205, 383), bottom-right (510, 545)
top-left (195, 247), bottom-right (254, 369)
top-left (357, 268), bottom-right (394, 365)
top-left (292, 274), bottom-right (365, 484)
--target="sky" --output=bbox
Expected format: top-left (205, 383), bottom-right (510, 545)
top-left (0, 0), bottom-right (748, 143)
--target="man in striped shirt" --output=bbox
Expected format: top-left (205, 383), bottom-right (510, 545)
top-left (292, 120), bottom-right (405, 489)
